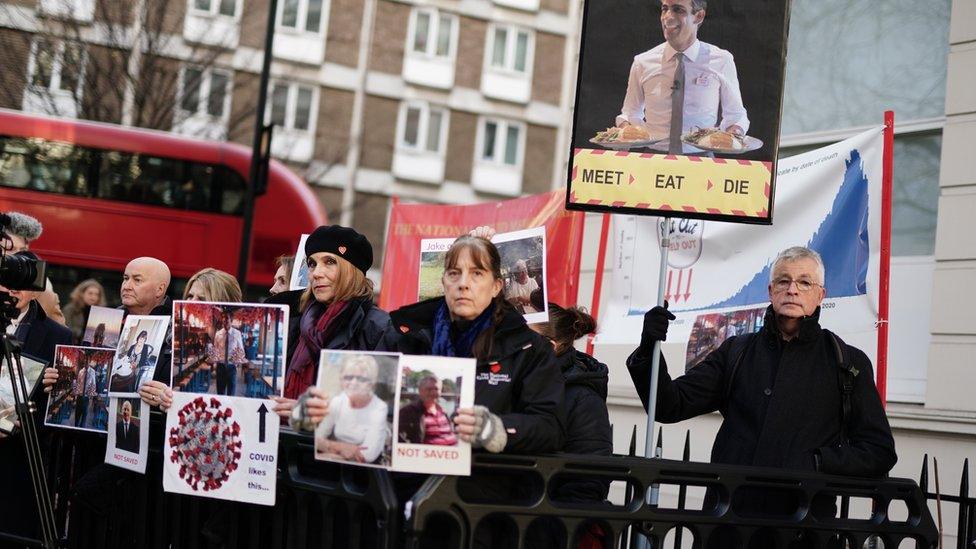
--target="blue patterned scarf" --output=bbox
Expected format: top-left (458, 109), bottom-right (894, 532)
top-left (431, 301), bottom-right (494, 358)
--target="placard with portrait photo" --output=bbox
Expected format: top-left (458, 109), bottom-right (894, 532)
top-left (105, 396), bottom-right (149, 473)
top-left (81, 306), bottom-right (125, 349)
top-left (391, 354), bottom-right (475, 476)
top-left (0, 354), bottom-right (46, 434)
top-left (289, 234), bottom-right (311, 291)
top-left (171, 301), bottom-right (288, 399)
top-left (494, 226), bottom-right (549, 324)
top-left (44, 345), bottom-right (114, 433)
top-left (313, 350), bottom-right (400, 469)
top-left (108, 315), bottom-right (170, 396)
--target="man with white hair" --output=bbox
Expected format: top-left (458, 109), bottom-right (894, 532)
top-left (628, 246), bottom-right (895, 479)
top-left (504, 259), bottom-right (540, 314)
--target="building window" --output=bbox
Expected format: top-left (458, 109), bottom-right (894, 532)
top-left (180, 67), bottom-right (231, 119)
top-left (269, 82), bottom-right (315, 131)
top-left (409, 8), bottom-right (456, 59)
top-left (28, 39), bottom-right (85, 95)
top-left (488, 25), bottom-right (532, 75)
top-left (191, 0), bottom-right (238, 17)
top-left (480, 119), bottom-right (523, 167)
top-left (279, 0), bottom-right (325, 34)
top-left (398, 103), bottom-right (447, 154)
top-left (38, 0), bottom-right (95, 22)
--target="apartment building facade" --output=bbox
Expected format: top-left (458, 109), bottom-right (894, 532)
top-left (0, 0), bottom-right (579, 271)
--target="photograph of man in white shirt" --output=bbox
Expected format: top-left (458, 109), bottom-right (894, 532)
top-left (616, 0), bottom-right (749, 153)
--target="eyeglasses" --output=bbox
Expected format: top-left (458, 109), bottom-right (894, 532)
top-left (342, 375), bottom-right (372, 383)
top-left (771, 278), bottom-right (822, 292)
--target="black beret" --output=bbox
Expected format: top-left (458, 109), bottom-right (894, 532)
top-left (304, 225), bottom-right (373, 274)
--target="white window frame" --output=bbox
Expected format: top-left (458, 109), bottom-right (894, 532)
top-left (484, 23), bottom-right (534, 76)
top-left (277, 0), bottom-right (328, 35)
top-left (476, 117), bottom-right (525, 168)
top-left (188, 0), bottom-right (240, 18)
top-left (266, 81), bottom-right (319, 133)
top-left (38, 0), bottom-right (95, 22)
top-left (25, 39), bottom-right (86, 97)
top-left (491, 0), bottom-right (540, 11)
top-left (406, 7), bottom-right (458, 61)
top-left (178, 66), bottom-right (232, 121)
top-left (396, 101), bottom-right (449, 155)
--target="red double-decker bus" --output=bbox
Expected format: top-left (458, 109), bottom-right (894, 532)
top-left (0, 109), bottom-right (326, 299)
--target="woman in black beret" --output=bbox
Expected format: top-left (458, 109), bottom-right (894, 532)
top-left (268, 225), bottom-right (389, 420)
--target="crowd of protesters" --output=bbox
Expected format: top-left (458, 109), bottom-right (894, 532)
top-left (0, 210), bottom-right (896, 547)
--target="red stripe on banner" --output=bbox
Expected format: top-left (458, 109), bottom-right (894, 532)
top-left (764, 182), bottom-right (770, 198)
top-left (569, 191), bottom-right (578, 203)
top-left (687, 156), bottom-right (703, 162)
top-left (707, 208), bottom-right (721, 214)
top-left (731, 209), bottom-right (746, 216)
top-left (615, 151), bottom-right (631, 157)
top-left (712, 158), bottom-right (727, 164)
top-left (574, 148), bottom-right (583, 156)
top-left (737, 159), bottom-right (752, 166)
top-left (757, 208), bottom-right (768, 217)
top-left (587, 199), bottom-right (603, 205)
top-left (682, 205), bottom-right (697, 212)
top-left (611, 201), bottom-right (627, 207)
top-left (760, 161), bottom-right (773, 173)
top-left (659, 204), bottom-right (674, 210)
top-left (636, 203), bottom-right (650, 209)
top-left (640, 153), bottom-right (655, 158)
top-left (571, 166), bottom-right (578, 182)
top-left (628, 174), bottom-right (636, 185)
top-left (664, 154), bottom-right (679, 161)
top-left (590, 149), bottom-right (607, 155)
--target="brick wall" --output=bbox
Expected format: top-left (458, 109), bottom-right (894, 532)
top-left (368, 0), bottom-right (409, 75)
top-left (455, 16), bottom-right (487, 91)
top-left (314, 86), bottom-right (355, 167)
top-left (359, 95), bottom-right (398, 170)
top-left (325, 0), bottom-right (364, 67)
top-left (521, 124), bottom-right (556, 194)
top-left (531, 31), bottom-right (564, 105)
top-left (444, 109), bottom-right (477, 183)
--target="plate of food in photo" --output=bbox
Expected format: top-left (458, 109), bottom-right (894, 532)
top-left (681, 127), bottom-right (762, 154)
top-left (589, 125), bottom-right (666, 150)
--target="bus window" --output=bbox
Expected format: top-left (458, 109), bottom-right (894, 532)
top-left (183, 162), bottom-right (214, 211)
top-left (0, 136), bottom-right (92, 196)
top-left (214, 165), bottom-right (245, 215)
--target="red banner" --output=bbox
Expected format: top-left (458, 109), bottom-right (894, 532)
top-left (379, 190), bottom-right (586, 312)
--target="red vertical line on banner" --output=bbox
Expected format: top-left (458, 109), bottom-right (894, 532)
top-left (586, 214), bottom-right (612, 356)
top-left (378, 196), bottom-right (400, 310)
top-left (570, 207), bottom-right (586, 307)
top-left (878, 111), bottom-right (894, 406)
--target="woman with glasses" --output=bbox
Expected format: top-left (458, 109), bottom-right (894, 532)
top-left (269, 225), bottom-right (389, 421)
top-left (314, 354), bottom-right (389, 464)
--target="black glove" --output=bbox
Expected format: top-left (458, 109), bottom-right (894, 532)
top-left (640, 301), bottom-right (675, 348)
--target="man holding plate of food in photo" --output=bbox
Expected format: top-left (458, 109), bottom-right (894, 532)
top-left (615, 0), bottom-right (750, 154)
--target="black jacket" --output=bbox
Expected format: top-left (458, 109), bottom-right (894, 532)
top-left (379, 298), bottom-right (565, 455)
top-left (14, 300), bottom-right (73, 364)
top-left (266, 290), bottom-right (389, 364)
top-left (556, 349), bottom-right (612, 502)
top-left (627, 306), bottom-right (896, 478)
top-left (115, 420), bottom-right (140, 453)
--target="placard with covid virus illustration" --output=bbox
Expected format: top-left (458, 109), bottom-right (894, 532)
top-left (162, 392), bottom-right (279, 506)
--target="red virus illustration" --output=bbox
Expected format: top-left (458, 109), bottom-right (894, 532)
top-left (168, 396), bottom-right (242, 491)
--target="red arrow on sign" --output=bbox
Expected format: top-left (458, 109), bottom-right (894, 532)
top-left (683, 268), bottom-right (693, 301)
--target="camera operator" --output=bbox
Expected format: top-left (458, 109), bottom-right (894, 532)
top-left (4, 212), bottom-right (66, 325)
top-left (0, 250), bottom-right (71, 542)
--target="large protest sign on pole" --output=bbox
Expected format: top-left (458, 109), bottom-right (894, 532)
top-left (380, 190), bottom-right (584, 312)
top-left (596, 127), bottom-right (887, 385)
top-left (565, 0), bottom-right (790, 223)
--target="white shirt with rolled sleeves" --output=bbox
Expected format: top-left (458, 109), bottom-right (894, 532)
top-left (616, 40), bottom-right (749, 154)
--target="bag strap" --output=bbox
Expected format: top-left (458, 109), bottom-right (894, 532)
top-left (824, 329), bottom-right (858, 442)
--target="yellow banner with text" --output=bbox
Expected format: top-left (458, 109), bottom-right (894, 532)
top-left (568, 148), bottom-right (773, 219)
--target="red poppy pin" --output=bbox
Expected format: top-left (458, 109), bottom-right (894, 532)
top-left (399, 325), bottom-right (410, 333)
top-left (489, 363), bottom-right (502, 374)
top-left (338, 245), bottom-right (347, 254)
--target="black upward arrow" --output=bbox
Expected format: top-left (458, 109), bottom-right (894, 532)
top-left (257, 403), bottom-right (268, 443)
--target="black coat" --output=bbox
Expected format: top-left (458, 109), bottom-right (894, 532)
top-left (555, 349), bottom-right (612, 502)
top-left (15, 300), bottom-right (73, 364)
top-left (115, 420), bottom-right (140, 453)
top-left (266, 290), bottom-right (389, 364)
top-left (379, 298), bottom-right (565, 455)
top-left (627, 306), bottom-right (896, 478)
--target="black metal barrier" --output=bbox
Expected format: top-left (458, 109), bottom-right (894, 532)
top-left (2, 419), bottom-right (942, 549)
top-left (404, 453), bottom-right (940, 548)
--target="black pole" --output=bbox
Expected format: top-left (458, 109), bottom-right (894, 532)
top-left (237, 0), bottom-right (279, 290)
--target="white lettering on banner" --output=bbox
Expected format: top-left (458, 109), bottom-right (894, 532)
top-left (476, 372), bottom-right (512, 386)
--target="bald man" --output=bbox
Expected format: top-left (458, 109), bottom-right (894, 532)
top-left (121, 257), bottom-right (171, 316)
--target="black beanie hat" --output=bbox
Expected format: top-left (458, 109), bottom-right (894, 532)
top-left (304, 225), bottom-right (373, 274)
